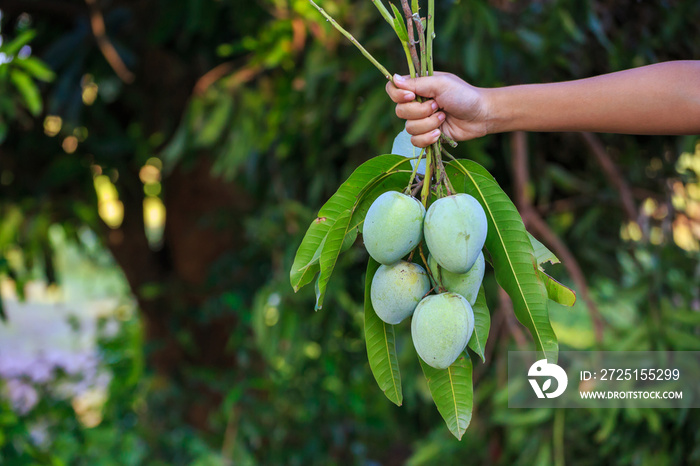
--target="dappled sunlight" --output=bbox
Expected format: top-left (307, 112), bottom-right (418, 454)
top-left (62, 135), bottom-right (78, 153)
top-left (621, 141), bottom-right (700, 252)
top-left (140, 157), bottom-right (166, 248)
top-left (672, 142), bottom-right (700, 252)
top-left (43, 115), bottom-right (61, 137)
top-left (81, 74), bottom-right (98, 106)
top-left (94, 174), bottom-right (124, 229)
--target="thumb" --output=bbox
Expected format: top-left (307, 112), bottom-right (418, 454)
top-left (392, 74), bottom-right (441, 99)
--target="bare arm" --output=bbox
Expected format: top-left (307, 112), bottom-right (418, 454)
top-left (487, 61), bottom-right (700, 135)
top-left (386, 61), bottom-right (700, 147)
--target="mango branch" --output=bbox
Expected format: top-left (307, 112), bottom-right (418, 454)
top-left (309, 0), bottom-right (392, 81)
top-left (405, 149), bottom-right (425, 194)
top-left (427, 0), bottom-right (435, 75)
top-left (441, 134), bottom-right (458, 147)
top-left (372, 0), bottom-right (415, 77)
top-left (400, 0), bottom-right (421, 75)
top-left (421, 146), bottom-right (433, 206)
top-left (413, 13), bottom-right (428, 77)
top-left (401, 46), bottom-right (417, 78)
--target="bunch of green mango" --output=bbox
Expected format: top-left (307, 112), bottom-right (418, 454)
top-left (364, 191), bottom-right (488, 369)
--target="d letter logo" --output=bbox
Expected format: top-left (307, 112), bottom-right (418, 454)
top-left (528, 359), bottom-right (568, 399)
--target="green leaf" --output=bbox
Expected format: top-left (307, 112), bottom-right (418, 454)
top-left (371, 0), bottom-right (395, 28)
top-left (318, 155), bottom-right (410, 222)
top-left (468, 287), bottom-right (490, 362)
top-left (539, 271), bottom-right (576, 307)
top-left (389, 4), bottom-right (409, 42)
top-left (290, 219), bottom-right (328, 292)
top-left (315, 209), bottom-right (352, 310)
top-left (290, 155), bottom-right (411, 291)
top-left (419, 352), bottom-right (473, 440)
top-left (527, 233), bottom-right (576, 307)
top-left (10, 69), bottom-right (42, 116)
top-left (528, 233), bottom-right (560, 268)
top-left (364, 258), bottom-right (402, 406)
top-left (447, 159), bottom-right (558, 362)
top-left (15, 57), bottom-right (55, 82)
top-left (193, 94), bottom-right (234, 147)
top-left (0, 30), bottom-right (36, 56)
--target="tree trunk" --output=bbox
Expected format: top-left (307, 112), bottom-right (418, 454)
top-left (104, 156), bottom-right (257, 431)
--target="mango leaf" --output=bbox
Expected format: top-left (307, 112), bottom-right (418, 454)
top-left (419, 352), bottom-right (473, 440)
top-left (291, 218), bottom-right (328, 292)
top-left (528, 233), bottom-right (559, 267)
top-left (10, 69), bottom-right (42, 116)
top-left (364, 258), bottom-right (402, 406)
top-left (528, 232), bottom-right (576, 307)
top-left (317, 154), bottom-right (410, 221)
top-left (389, 4), bottom-right (409, 42)
top-left (468, 286), bottom-right (490, 362)
top-left (290, 155), bottom-right (411, 291)
top-left (316, 209), bottom-right (352, 310)
top-left (447, 159), bottom-right (558, 362)
top-left (539, 271), bottom-right (576, 307)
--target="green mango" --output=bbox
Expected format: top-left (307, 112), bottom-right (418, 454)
top-left (424, 193), bottom-right (487, 273)
top-left (411, 293), bottom-right (474, 369)
top-left (371, 261), bottom-right (430, 324)
top-left (428, 251), bottom-right (485, 305)
top-left (363, 191), bottom-right (425, 265)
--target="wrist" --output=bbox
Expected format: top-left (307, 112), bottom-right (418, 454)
top-left (479, 86), bottom-right (517, 135)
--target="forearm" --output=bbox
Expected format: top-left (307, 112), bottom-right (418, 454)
top-left (484, 61), bottom-right (700, 135)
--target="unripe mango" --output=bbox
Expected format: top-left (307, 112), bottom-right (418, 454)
top-left (363, 191), bottom-right (425, 265)
top-left (428, 251), bottom-right (485, 305)
top-left (371, 261), bottom-right (430, 324)
top-left (411, 293), bottom-right (475, 369)
top-left (424, 194), bottom-right (487, 273)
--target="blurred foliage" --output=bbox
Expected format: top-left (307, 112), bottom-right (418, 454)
top-left (0, 0), bottom-right (699, 464)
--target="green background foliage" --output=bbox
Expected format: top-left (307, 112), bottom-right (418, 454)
top-left (0, 0), bottom-right (699, 464)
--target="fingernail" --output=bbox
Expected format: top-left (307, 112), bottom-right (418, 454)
top-left (432, 129), bottom-right (441, 138)
top-left (404, 91), bottom-right (416, 100)
top-left (431, 101), bottom-right (438, 111)
top-left (393, 74), bottom-right (406, 83)
top-left (437, 113), bottom-right (445, 121)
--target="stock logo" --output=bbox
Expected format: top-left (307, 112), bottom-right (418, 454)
top-left (528, 359), bottom-right (568, 399)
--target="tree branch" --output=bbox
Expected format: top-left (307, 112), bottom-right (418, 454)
top-left (511, 132), bottom-right (605, 344)
top-left (85, 0), bottom-right (135, 83)
top-left (580, 132), bottom-right (638, 222)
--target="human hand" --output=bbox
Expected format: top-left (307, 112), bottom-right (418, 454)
top-left (385, 72), bottom-right (490, 147)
